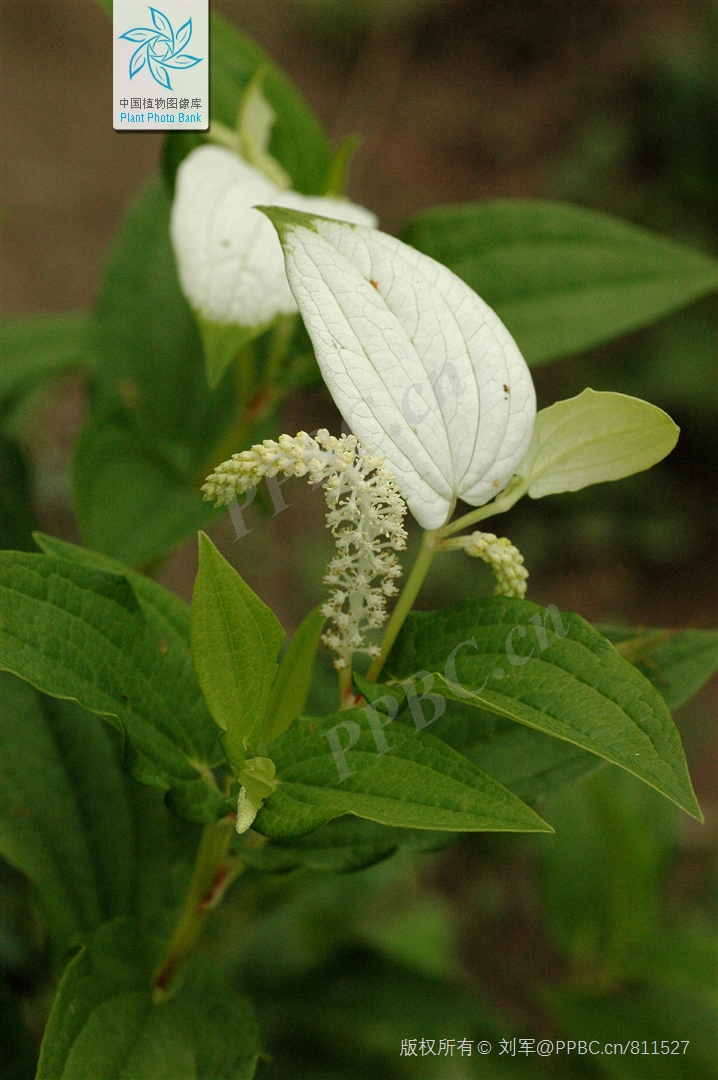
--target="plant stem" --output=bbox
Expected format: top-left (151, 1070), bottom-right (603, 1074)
top-left (338, 665), bottom-right (355, 709)
top-left (440, 478), bottom-right (529, 538)
top-left (366, 528), bottom-right (439, 682)
top-left (153, 816), bottom-right (242, 1000)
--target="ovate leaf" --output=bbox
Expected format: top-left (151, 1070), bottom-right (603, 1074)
top-left (253, 713), bottom-right (551, 839)
top-left (517, 389), bottom-right (680, 498)
top-left (36, 919), bottom-right (260, 1080)
top-left (261, 605), bottom-right (325, 744)
top-left (0, 550), bottom-right (225, 822)
top-left (386, 597), bottom-right (701, 820)
top-left (402, 199), bottom-right (718, 364)
top-left (263, 206), bottom-right (535, 530)
top-left (191, 532), bottom-right (284, 765)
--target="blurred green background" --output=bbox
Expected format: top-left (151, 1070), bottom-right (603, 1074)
top-left (1, 1), bottom-right (716, 1077)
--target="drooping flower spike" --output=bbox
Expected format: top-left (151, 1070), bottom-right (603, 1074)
top-left (203, 430), bottom-right (408, 670)
top-left (437, 532), bottom-right (528, 598)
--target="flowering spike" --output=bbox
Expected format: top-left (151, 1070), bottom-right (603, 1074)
top-left (203, 431), bottom-right (407, 669)
top-left (439, 531), bottom-right (528, 598)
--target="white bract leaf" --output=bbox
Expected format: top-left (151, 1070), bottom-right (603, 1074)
top-left (516, 388), bottom-right (679, 498)
top-left (263, 207), bottom-right (536, 530)
top-left (170, 145), bottom-right (377, 330)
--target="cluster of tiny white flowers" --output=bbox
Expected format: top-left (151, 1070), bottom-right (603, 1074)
top-left (202, 430), bottom-right (407, 669)
top-left (440, 531), bottom-right (528, 598)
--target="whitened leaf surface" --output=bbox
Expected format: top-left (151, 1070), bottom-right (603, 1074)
top-left (517, 389), bottom-right (679, 498)
top-left (264, 208), bottom-right (536, 530)
top-left (170, 146), bottom-right (376, 329)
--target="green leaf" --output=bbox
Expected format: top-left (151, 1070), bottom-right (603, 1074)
top-left (162, 13), bottom-right (332, 196)
top-left (37, 919), bottom-right (260, 1080)
top-left (253, 713), bottom-right (551, 839)
top-left (517, 389), bottom-right (680, 499)
top-left (385, 597), bottom-right (702, 820)
top-left (191, 533), bottom-right (285, 766)
top-left (0, 549), bottom-right (226, 822)
top-left (356, 672), bottom-right (604, 806)
top-left (324, 134), bottom-right (363, 197)
top-left (73, 412), bottom-right (219, 567)
top-left (602, 626), bottom-right (718, 713)
top-left (0, 313), bottom-right (93, 410)
top-left (541, 770), bottom-right (673, 974)
top-left (91, 178), bottom-right (235, 457)
top-left (434, 700), bottom-right (604, 805)
top-left (238, 815), bottom-right (452, 874)
top-left (402, 199), bottom-right (718, 365)
top-left (73, 177), bottom-right (236, 565)
top-left (234, 71), bottom-right (292, 188)
top-left (33, 532), bottom-right (194, 643)
top-left (262, 605), bottom-right (325, 744)
top-left (195, 317), bottom-right (265, 391)
top-left (0, 673), bottom-right (199, 958)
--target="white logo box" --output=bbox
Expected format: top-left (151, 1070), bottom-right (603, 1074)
top-left (113, 0), bottom-right (209, 131)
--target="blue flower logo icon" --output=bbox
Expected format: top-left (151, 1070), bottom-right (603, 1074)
top-left (119, 7), bottom-right (202, 91)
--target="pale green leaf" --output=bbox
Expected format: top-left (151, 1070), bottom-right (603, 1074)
top-left (191, 533), bottom-right (285, 765)
top-left (36, 919), bottom-right (260, 1080)
top-left (517, 389), bottom-right (680, 498)
top-left (235, 73), bottom-right (292, 188)
top-left (254, 713), bottom-right (551, 839)
top-left (261, 605), bottom-right (325, 744)
top-left (386, 597), bottom-right (701, 820)
top-left (402, 199), bottom-right (718, 364)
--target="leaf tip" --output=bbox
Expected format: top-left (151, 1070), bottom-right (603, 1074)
top-left (255, 204), bottom-right (320, 241)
